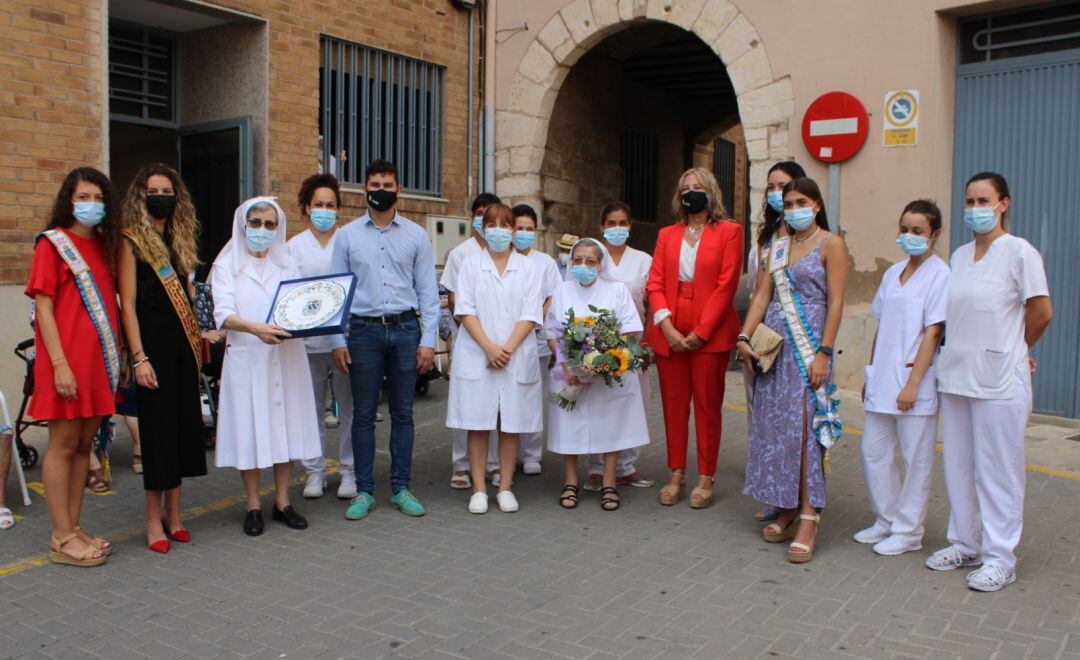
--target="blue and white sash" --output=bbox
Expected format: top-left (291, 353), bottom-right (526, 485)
top-left (767, 237), bottom-right (841, 452)
top-left (41, 230), bottom-right (121, 393)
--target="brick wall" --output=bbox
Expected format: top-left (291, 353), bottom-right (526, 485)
top-left (0, 0), bottom-right (479, 283)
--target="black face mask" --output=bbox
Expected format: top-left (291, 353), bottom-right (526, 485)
top-left (146, 194), bottom-right (176, 220)
top-left (367, 188), bottom-right (398, 213)
top-left (680, 191), bottom-right (709, 215)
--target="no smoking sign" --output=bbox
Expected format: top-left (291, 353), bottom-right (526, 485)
top-left (883, 90), bottom-right (919, 147)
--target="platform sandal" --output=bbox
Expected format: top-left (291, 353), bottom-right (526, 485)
top-left (559, 484), bottom-right (579, 509)
top-left (788, 514), bottom-right (821, 563)
top-left (763, 514), bottom-right (800, 543)
top-left (658, 472), bottom-right (686, 506)
top-left (50, 533), bottom-right (108, 567)
top-left (689, 475), bottom-right (714, 509)
top-left (600, 486), bottom-right (620, 512)
top-left (75, 526), bottom-right (112, 555)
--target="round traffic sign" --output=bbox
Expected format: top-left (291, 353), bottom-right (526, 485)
top-left (801, 91), bottom-right (869, 163)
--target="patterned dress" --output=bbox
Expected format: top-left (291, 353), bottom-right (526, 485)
top-left (743, 241), bottom-right (830, 510)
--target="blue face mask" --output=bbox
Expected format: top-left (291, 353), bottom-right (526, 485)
top-left (512, 231), bottom-right (536, 251)
top-left (571, 265), bottom-right (599, 285)
top-left (310, 208), bottom-right (336, 232)
top-left (766, 191), bottom-right (784, 212)
top-left (245, 227), bottom-right (276, 253)
top-left (896, 233), bottom-right (929, 256)
top-left (73, 202), bottom-right (105, 227)
top-left (603, 227), bottom-right (630, 246)
top-left (963, 204), bottom-right (999, 234)
top-left (784, 207), bottom-right (816, 231)
top-left (472, 216), bottom-right (484, 235)
top-left (485, 227), bottom-right (513, 253)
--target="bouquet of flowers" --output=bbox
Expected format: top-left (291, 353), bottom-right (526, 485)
top-left (551, 305), bottom-right (651, 411)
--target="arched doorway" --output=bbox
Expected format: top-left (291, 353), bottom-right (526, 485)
top-left (496, 1), bottom-right (793, 251)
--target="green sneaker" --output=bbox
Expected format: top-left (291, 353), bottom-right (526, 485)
top-left (345, 492), bottom-right (375, 520)
top-left (390, 489), bottom-right (426, 517)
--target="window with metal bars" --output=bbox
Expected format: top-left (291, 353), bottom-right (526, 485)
top-left (959, 2), bottom-right (1080, 64)
top-left (108, 22), bottom-right (177, 127)
top-left (320, 36), bottom-right (445, 196)
top-left (712, 137), bottom-right (736, 217)
top-left (620, 130), bottom-right (658, 221)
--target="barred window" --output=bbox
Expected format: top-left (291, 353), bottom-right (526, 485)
top-left (712, 137), bottom-right (736, 217)
top-left (620, 130), bottom-right (658, 221)
top-left (108, 22), bottom-right (177, 127)
top-left (320, 36), bottom-right (445, 195)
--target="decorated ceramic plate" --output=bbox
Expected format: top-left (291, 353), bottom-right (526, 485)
top-left (273, 280), bottom-right (348, 331)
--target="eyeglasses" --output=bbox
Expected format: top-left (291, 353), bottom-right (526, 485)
top-left (571, 258), bottom-right (601, 268)
top-left (247, 218), bottom-right (279, 230)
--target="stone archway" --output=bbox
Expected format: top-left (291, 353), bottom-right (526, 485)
top-left (496, 0), bottom-right (793, 243)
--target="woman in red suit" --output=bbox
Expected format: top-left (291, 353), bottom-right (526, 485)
top-left (646, 167), bottom-right (743, 509)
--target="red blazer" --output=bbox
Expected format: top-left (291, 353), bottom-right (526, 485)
top-left (645, 221), bottom-right (744, 356)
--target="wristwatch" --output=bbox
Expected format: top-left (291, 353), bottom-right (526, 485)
top-left (816, 345), bottom-right (834, 357)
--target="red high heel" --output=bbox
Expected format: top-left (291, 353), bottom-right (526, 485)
top-left (163, 520), bottom-right (191, 543)
top-left (148, 537), bottom-right (170, 554)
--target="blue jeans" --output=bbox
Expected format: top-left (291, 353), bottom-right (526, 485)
top-left (347, 316), bottom-right (420, 494)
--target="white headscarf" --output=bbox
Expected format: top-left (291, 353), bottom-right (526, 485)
top-left (216, 196), bottom-right (292, 273)
top-left (562, 237), bottom-right (612, 282)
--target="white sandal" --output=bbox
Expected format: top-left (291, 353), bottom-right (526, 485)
top-left (788, 514), bottom-right (820, 563)
top-left (0, 507), bottom-right (13, 530)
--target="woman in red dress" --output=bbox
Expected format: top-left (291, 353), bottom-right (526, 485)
top-left (645, 167), bottom-right (743, 509)
top-left (26, 167), bottom-right (124, 567)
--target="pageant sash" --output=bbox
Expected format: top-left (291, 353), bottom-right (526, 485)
top-left (122, 230), bottom-right (202, 371)
top-left (41, 230), bottom-right (121, 393)
top-left (767, 237), bottom-right (841, 452)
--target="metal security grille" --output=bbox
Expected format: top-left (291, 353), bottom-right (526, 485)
top-left (620, 130), bottom-right (657, 221)
top-left (321, 36), bottom-right (445, 195)
top-left (959, 1), bottom-right (1080, 64)
top-left (712, 137), bottom-right (736, 217)
top-left (108, 22), bottom-right (177, 127)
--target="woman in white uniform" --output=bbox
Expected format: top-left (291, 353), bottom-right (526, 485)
top-left (580, 202), bottom-right (654, 492)
top-left (927, 172), bottom-right (1052, 592)
top-left (287, 173), bottom-right (356, 501)
top-left (446, 203), bottom-right (544, 514)
top-left (546, 238), bottom-right (649, 512)
top-left (857, 200), bottom-right (949, 556)
top-left (211, 197), bottom-right (321, 536)
top-left (511, 203), bottom-right (562, 476)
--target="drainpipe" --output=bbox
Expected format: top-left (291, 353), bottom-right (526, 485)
top-left (483, 0), bottom-right (496, 193)
top-left (467, 5), bottom-right (475, 206)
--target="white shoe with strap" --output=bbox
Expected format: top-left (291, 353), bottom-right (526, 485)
top-left (788, 513), bottom-right (820, 563)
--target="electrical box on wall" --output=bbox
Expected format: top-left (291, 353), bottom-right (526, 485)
top-left (427, 215), bottom-right (470, 267)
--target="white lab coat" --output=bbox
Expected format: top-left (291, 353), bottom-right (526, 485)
top-left (544, 278), bottom-right (649, 455)
top-left (446, 250), bottom-right (544, 433)
top-left (286, 228), bottom-right (340, 354)
top-left (211, 197), bottom-right (321, 470)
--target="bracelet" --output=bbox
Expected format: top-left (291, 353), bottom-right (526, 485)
top-left (132, 350), bottom-right (145, 359)
top-left (51, 356), bottom-right (67, 364)
top-left (736, 334), bottom-right (750, 345)
top-left (132, 357), bottom-right (151, 368)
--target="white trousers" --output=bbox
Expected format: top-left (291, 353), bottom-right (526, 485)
top-left (860, 411), bottom-right (938, 540)
top-left (301, 352), bottom-right (354, 478)
top-left (585, 369), bottom-right (650, 477)
top-left (452, 429), bottom-right (499, 472)
top-left (519, 356), bottom-right (550, 464)
top-left (941, 373), bottom-right (1030, 571)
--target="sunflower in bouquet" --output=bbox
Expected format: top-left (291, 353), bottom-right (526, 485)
top-left (552, 305), bottom-right (651, 410)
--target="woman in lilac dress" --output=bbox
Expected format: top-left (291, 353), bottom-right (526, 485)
top-left (737, 177), bottom-right (849, 563)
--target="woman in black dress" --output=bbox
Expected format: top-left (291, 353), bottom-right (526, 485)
top-left (118, 164), bottom-right (208, 554)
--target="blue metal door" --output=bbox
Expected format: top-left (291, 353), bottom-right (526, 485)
top-left (952, 49), bottom-right (1080, 416)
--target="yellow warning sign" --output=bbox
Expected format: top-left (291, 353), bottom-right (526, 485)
top-left (883, 90), bottom-right (918, 147)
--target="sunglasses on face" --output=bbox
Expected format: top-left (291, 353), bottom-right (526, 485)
top-left (247, 218), bottom-right (279, 230)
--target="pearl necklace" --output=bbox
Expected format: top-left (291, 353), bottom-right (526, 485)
top-left (794, 227), bottom-right (820, 244)
top-left (686, 223), bottom-right (704, 238)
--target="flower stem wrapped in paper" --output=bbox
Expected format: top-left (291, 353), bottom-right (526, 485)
top-left (551, 305), bottom-right (651, 410)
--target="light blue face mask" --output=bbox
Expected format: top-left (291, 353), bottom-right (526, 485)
top-left (784, 207), bottom-right (816, 231)
top-left (472, 216), bottom-right (484, 235)
top-left (766, 191), bottom-right (784, 212)
top-left (603, 227), bottom-right (630, 246)
top-left (963, 204), bottom-right (999, 234)
top-left (485, 227), bottom-right (512, 252)
top-left (512, 231), bottom-right (536, 251)
top-left (245, 227), bottom-right (276, 253)
top-left (73, 202), bottom-right (105, 227)
top-left (571, 265), bottom-right (599, 285)
top-left (310, 208), bottom-right (336, 232)
top-left (896, 233), bottom-right (929, 256)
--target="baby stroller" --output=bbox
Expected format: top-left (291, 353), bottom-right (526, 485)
top-left (12, 338), bottom-right (43, 470)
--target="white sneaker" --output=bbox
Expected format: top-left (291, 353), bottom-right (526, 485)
top-left (925, 545), bottom-right (982, 571)
top-left (853, 522), bottom-right (891, 544)
top-left (967, 565), bottom-right (1016, 592)
top-left (303, 473), bottom-right (325, 499)
top-left (872, 535), bottom-right (922, 556)
top-left (523, 461), bottom-right (542, 476)
top-left (336, 473), bottom-right (357, 499)
top-left (496, 490), bottom-right (519, 513)
top-left (468, 492), bottom-right (488, 514)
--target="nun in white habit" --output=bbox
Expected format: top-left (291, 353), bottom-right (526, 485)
top-left (545, 238), bottom-right (649, 511)
top-left (211, 196), bottom-right (321, 536)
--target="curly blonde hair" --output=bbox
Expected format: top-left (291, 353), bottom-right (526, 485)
top-left (121, 164), bottom-right (200, 275)
top-left (669, 167), bottom-right (730, 224)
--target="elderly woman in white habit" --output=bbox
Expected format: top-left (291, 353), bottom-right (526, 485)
top-left (545, 238), bottom-right (649, 512)
top-left (211, 197), bottom-right (321, 537)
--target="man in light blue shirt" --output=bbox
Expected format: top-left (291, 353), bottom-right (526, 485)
top-left (330, 159), bottom-right (439, 519)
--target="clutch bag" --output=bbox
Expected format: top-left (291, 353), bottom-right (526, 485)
top-left (750, 324), bottom-right (783, 373)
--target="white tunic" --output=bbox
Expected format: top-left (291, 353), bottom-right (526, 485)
top-left (286, 229), bottom-right (338, 354)
top-left (937, 234), bottom-right (1049, 400)
top-left (211, 256), bottom-right (321, 470)
top-left (440, 236), bottom-right (483, 293)
top-left (864, 255), bottom-right (949, 416)
top-left (523, 249), bottom-right (563, 358)
top-left (602, 246), bottom-right (652, 324)
top-left (446, 250), bottom-right (544, 433)
top-left (544, 279), bottom-right (649, 455)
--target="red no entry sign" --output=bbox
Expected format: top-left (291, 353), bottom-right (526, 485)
top-left (801, 91), bottom-right (869, 163)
